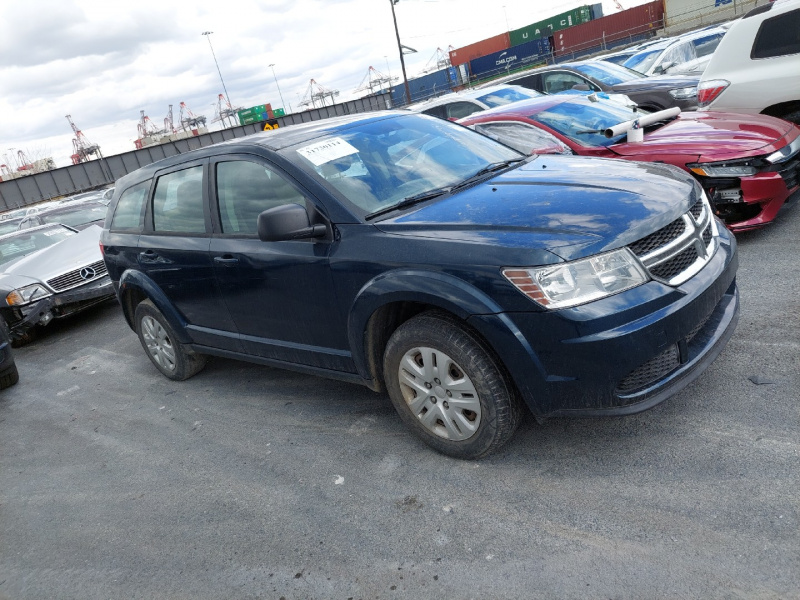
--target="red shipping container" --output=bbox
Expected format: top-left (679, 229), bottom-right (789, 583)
top-left (449, 32), bottom-right (511, 67)
top-left (554, 1), bottom-right (665, 58)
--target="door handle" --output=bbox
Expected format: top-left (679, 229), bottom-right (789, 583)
top-left (214, 255), bottom-right (239, 265)
top-left (138, 250), bottom-right (159, 263)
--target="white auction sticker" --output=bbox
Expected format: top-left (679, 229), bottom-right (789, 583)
top-left (296, 137), bottom-right (359, 166)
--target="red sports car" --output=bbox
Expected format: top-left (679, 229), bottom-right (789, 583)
top-left (458, 95), bottom-right (800, 231)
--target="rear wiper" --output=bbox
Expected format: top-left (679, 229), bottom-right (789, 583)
top-left (364, 186), bottom-right (452, 221)
top-left (450, 159), bottom-right (525, 192)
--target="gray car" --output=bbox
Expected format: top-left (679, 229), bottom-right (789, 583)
top-left (484, 60), bottom-right (701, 112)
top-left (0, 224), bottom-right (114, 343)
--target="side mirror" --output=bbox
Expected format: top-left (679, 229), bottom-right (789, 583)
top-left (257, 203), bottom-right (327, 242)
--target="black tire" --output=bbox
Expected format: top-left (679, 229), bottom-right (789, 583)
top-left (134, 299), bottom-right (206, 381)
top-left (0, 364), bottom-right (19, 389)
top-left (383, 311), bottom-right (522, 459)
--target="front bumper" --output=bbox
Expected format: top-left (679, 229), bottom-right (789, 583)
top-left (468, 228), bottom-right (739, 417)
top-left (701, 158), bottom-right (800, 231)
top-left (5, 276), bottom-right (115, 339)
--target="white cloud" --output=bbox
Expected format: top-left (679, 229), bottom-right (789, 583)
top-left (0, 0), bottom-right (649, 168)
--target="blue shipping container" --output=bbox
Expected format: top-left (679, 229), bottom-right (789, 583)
top-left (468, 37), bottom-right (552, 80)
top-left (390, 67), bottom-right (459, 105)
top-left (590, 3), bottom-right (603, 20)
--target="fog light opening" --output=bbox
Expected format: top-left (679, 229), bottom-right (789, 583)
top-left (38, 311), bottom-right (54, 326)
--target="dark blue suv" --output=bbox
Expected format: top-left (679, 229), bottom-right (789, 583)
top-left (101, 111), bottom-right (739, 458)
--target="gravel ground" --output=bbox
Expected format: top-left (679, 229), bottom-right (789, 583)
top-left (1, 202), bottom-right (798, 600)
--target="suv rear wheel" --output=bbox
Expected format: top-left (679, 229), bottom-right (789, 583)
top-left (135, 299), bottom-right (207, 381)
top-left (383, 311), bottom-right (522, 459)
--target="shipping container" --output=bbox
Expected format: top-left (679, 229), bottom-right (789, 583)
top-left (449, 32), bottom-right (510, 67)
top-left (664, 0), bottom-right (758, 32)
top-left (237, 103), bottom-right (274, 124)
top-left (590, 3), bottom-right (603, 20)
top-left (468, 37), bottom-right (553, 80)
top-left (273, 108), bottom-right (285, 117)
top-left (554, 0), bottom-right (665, 60)
top-left (390, 67), bottom-right (460, 105)
top-left (509, 5), bottom-right (593, 46)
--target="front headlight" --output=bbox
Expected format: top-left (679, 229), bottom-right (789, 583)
top-left (765, 136), bottom-right (800, 164)
top-left (6, 284), bottom-right (51, 306)
top-left (502, 248), bottom-right (649, 310)
top-left (669, 86), bottom-right (697, 100)
top-left (687, 161), bottom-right (757, 177)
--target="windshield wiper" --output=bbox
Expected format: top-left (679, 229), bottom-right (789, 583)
top-left (449, 159), bottom-right (525, 192)
top-left (575, 128), bottom-right (604, 135)
top-left (364, 186), bottom-right (452, 221)
top-left (363, 159), bottom-right (524, 221)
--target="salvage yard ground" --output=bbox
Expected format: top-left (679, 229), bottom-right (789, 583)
top-left (1, 203), bottom-right (798, 599)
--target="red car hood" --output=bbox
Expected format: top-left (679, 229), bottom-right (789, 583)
top-left (610, 111), bottom-right (797, 161)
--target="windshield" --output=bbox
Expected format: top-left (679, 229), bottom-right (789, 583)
top-left (532, 98), bottom-right (644, 147)
top-left (476, 87), bottom-right (540, 108)
top-left (574, 62), bottom-right (644, 85)
top-left (40, 204), bottom-right (107, 227)
top-left (0, 227), bottom-right (76, 267)
top-left (0, 220), bottom-right (22, 236)
top-left (290, 114), bottom-right (522, 217)
top-left (622, 48), bottom-right (664, 73)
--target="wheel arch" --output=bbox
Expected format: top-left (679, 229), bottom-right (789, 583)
top-left (348, 270), bottom-right (506, 392)
top-left (760, 100), bottom-right (800, 124)
top-left (117, 270), bottom-right (192, 344)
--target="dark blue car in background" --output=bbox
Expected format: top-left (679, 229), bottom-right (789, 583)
top-left (100, 111), bottom-right (739, 458)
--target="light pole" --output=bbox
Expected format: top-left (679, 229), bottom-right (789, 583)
top-left (389, 0), bottom-right (412, 105)
top-left (268, 63), bottom-right (287, 113)
top-left (202, 31), bottom-right (233, 107)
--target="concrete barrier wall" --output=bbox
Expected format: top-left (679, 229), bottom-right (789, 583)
top-left (0, 95), bottom-right (388, 211)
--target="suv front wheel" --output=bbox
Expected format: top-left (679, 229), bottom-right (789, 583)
top-left (383, 311), bottom-right (522, 459)
top-left (135, 299), bottom-right (207, 381)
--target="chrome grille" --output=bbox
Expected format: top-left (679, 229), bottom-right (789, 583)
top-left (628, 219), bottom-right (686, 256)
top-left (628, 195), bottom-right (717, 287)
top-left (650, 246), bottom-right (699, 280)
top-left (688, 198), bottom-right (703, 219)
top-left (47, 260), bottom-right (108, 292)
top-left (776, 154), bottom-right (799, 190)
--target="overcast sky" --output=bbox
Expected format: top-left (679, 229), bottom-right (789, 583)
top-left (1, 0), bottom-right (649, 168)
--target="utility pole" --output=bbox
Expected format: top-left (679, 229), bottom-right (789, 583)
top-left (202, 31), bottom-right (233, 107)
top-left (268, 63), bottom-right (287, 113)
top-left (390, 0), bottom-right (412, 105)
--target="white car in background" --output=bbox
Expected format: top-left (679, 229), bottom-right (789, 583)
top-left (406, 85), bottom-right (543, 121)
top-left (698, 0), bottom-right (800, 124)
top-left (623, 27), bottom-right (727, 77)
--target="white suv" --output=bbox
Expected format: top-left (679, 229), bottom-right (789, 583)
top-left (698, 0), bottom-right (800, 123)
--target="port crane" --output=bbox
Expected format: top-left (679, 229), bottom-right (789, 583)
top-left (66, 114), bottom-right (102, 165)
top-left (299, 79), bottom-right (340, 109)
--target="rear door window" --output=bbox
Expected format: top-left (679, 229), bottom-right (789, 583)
top-left (444, 101), bottom-right (482, 119)
top-left (421, 105), bottom-right (448, 119)
top-left (541, 72), bottom-right (587, 94)
top-left (152, 166), bottom-right (206, 234)
top-left (110, 181), bottom-right (149, 231)
top-left (473, 122), bottom-right (572, 155)
top-left (752, 8), bottom-right (800, 58)
top-left (692, 33), bottom-right (724, 58)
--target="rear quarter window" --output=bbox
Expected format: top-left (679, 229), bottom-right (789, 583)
top-left (110, 181), bottom-right (149, 231)
top-left (751, 8), bottom-right (800, 59)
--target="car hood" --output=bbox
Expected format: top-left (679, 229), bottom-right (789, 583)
top-left (0, 225), bottom-right (104, 289)
top-left (610, 111), bottom-right (797, 160)
top-left (610, 74), bottom-right (700, 93)
top-left (374, 156), bottom-right (699, 261)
